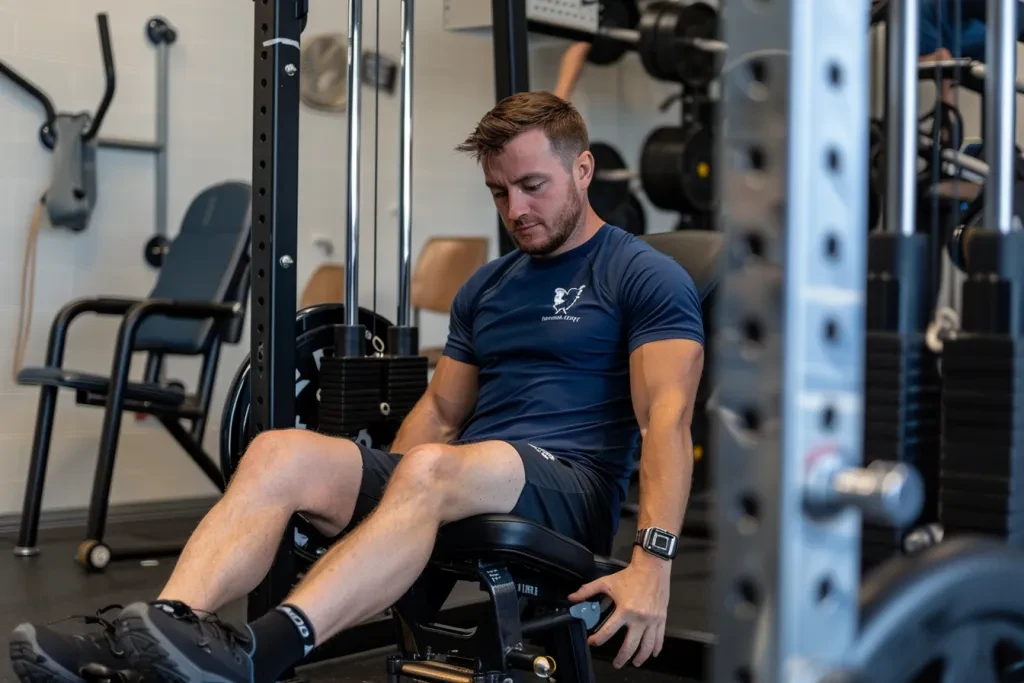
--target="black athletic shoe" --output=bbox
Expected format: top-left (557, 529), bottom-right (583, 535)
top-left (9, 606), bottom-right (135, 683)
top-left (114, 601), bottom-right (255, 683)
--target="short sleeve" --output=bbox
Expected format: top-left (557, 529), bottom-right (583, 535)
top-left (620, 249), bottom-right (705, 354)
top-left (442, 282), bottom-right (478, 365)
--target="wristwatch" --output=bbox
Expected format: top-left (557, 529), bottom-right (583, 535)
top-left (634, 527), bottom-right (678, 560)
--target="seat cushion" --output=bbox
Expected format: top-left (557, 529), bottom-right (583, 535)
top-left (17, 367), bottom-right (186, 406)
top-left (433, 514), bottom-right (626, 583)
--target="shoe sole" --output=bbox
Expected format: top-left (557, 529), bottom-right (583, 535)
top-left (116, 606), bottom-right (244, 683)
top-left (9, 625), bottom-right (84, 683)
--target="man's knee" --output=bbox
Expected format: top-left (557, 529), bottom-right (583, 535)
top-left (232, 429), bottom-right (360, 494)
top-left (388, 442), bottom-right (524, 519)
top-left (234, 428), bottom-right (306, 477)
top-left (391, 443), bottom-right (459, 494)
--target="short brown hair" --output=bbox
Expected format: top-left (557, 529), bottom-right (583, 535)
top-left (456, 91), bottom-right (589, 169)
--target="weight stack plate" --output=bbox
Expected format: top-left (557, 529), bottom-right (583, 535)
top-left (862, 332), bottom-right (941, 575)
top-left (379, 355), bottom-right (430, 442)
top-left (319, 355), bottom-right (387, 439)
top-left (940, 335), bottom-right (1024, 544)
top-left (384, 356), bottom-right (428, 415)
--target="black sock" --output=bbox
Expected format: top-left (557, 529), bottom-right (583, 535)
top-left (247, 604), bottom-right (317, 681)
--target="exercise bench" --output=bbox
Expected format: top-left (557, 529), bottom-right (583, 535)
top-left (388, 515), bottom-right (622, 683)
top-left (13, 181), bottom-right (253, 571)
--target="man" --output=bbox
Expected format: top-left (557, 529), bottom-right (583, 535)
top-left (919, 0), bottom-right (1024, 64)
top-left (10, 92), bottom-right (705, 683)
top-left (917, 0), bottom-right (1024, 104)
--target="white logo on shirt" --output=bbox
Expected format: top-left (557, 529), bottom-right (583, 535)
top-left (553, 285), bottom-right (585, 313)
top-left (529, 444), bottom-right (557, 461)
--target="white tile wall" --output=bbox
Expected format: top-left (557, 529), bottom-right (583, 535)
top-left (0, 0), bottom-right (679, 517)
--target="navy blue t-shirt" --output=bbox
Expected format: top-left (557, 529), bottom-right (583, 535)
top-left (443, 224), bottom-right (704, 501)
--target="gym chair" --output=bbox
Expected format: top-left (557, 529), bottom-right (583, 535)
top-left (412, 237), bottom-right (489, 367)
top-left (382, 231), bottom-right (722, 683)
top-left (13, 180), bottom-right (253, 571)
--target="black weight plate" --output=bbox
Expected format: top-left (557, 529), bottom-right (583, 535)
top-left (589, 141), bottom-right (631, 220)
top-left (675, 2), bottom-right (720, 88)
top-left (850, 537), bottom-right (1024, 683)
top-left (219, 304), bottom-right (395, 565)
top-left (221, 303), bottom-right (394, 477)
top-left (587, 0), bottom-right (639, 66)
top-left (681, 124), bottom-right (713, 212)
top-left (607, 192), bottom-right (647, 236)
top-left (940, 471), bottom-right (1024, 496)
top-left (640, 125), bottom-right (688, 212)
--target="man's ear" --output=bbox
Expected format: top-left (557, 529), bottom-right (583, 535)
top-left (576, 150), bottom-right (595, 190)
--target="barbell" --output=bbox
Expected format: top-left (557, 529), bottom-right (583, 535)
top-left (584, 0), bottom-right (726, 89)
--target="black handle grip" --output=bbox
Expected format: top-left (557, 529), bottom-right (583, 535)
top-left (0, 60), bottom-right (57, 127)
top-left (83, 13), bottom-right (116, 142)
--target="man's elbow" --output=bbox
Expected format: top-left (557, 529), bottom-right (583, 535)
top-left (648, 391), bottom-right (692, 433)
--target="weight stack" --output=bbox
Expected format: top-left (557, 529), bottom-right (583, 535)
top-left (940, 336), bottom-right (1024, 544)
top-left (861, 233), bottom-right (940, 576)
top-left (319, 355), bottom-right (387, 439)
top-left (378, 355), bottom-right (429, 443)
top-left (939, 230), bottom-right (1024, 546)
top-left (862, 332), bottom-right (942, 572)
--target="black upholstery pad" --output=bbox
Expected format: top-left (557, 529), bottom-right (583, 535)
top-left (434, 514), bottom-right (626, 584)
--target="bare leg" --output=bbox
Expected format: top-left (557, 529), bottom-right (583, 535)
top-left (285, 441), bottom-right (526, 644)
top-left (158, 429), bottom-right (364, 613)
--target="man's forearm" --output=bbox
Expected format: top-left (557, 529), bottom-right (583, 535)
top-left (633, 409), bottom-right (693, 565)
top-left (390, 397), bottom-right (460, 454)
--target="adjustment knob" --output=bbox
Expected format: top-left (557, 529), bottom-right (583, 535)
top-left (805, 459), bottom-right (924, 528)
top-left (533, 656), bottom-right (555, 679)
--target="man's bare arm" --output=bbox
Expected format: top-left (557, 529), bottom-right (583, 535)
top-left (629, 338), bottom-right (705, 565)
top-left (390, 356), bottom-right (479, 453)
top-left (553, 41), bottom-right (592, 100)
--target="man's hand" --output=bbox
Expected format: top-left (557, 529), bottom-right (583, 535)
top-left (567, 557), bottom-right (671, 669)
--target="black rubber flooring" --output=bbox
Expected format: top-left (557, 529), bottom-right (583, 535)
top-left (0, 514), bottom-right (711, 682)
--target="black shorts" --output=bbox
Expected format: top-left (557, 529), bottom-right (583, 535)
top-left (351, 441), bottom-right (619, 556)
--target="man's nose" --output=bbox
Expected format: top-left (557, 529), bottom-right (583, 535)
top-left (506, 188), bottom-right (529, 221)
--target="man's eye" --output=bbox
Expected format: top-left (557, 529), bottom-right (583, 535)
top-left (524, 183), bottom-right (544, 192)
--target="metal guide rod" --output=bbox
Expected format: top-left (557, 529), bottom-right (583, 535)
top-left (985, 0), bottom-right (1017, 235)
top-left (155, 41), bottom-right (169, 240)
top-left (885, 0), bottom-right (918, 237)
top-left (397, 0), bottom-right (414, 327)
top-left (344, 0), bottom-right (363, 327)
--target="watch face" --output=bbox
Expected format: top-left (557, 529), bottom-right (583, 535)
top-left (650, 531), bottom-right (673, 553)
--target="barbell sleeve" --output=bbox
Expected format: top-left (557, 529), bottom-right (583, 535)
top-left (595, 26), bottom-right (728, 54)
top-left (597, 25), bottom-right (640, 45)
top-left (594, 168), bottom-right (637, 182)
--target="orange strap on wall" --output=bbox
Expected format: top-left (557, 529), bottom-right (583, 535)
top-left (12, 193), bottom-right (46, 385)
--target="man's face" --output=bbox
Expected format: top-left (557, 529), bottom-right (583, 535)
top-left (483, 129), bottom-right (590, 256)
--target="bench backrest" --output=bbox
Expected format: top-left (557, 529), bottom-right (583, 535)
top-left (136, 181), bottom-right (253, 353)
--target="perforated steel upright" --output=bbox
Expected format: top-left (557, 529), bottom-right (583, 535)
top-left (248, 0), bottom-right (304, 625)
top-left (712, 0), bottom-right (871, 680)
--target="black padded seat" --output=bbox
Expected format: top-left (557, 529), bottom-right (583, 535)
top-left (639, 231), bottom-right (723, 299)
top-left (18, 367), bottom-right (186, 406)
top-left (433, 514), bottom-right (627, 583)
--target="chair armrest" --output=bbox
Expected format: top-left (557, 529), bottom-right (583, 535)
top-left (125, 299), bottom-right (244, 325)
top-left (42, 296), bottom-right (144, 368)
top-left (102, 300), bottom-right (245, 398)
